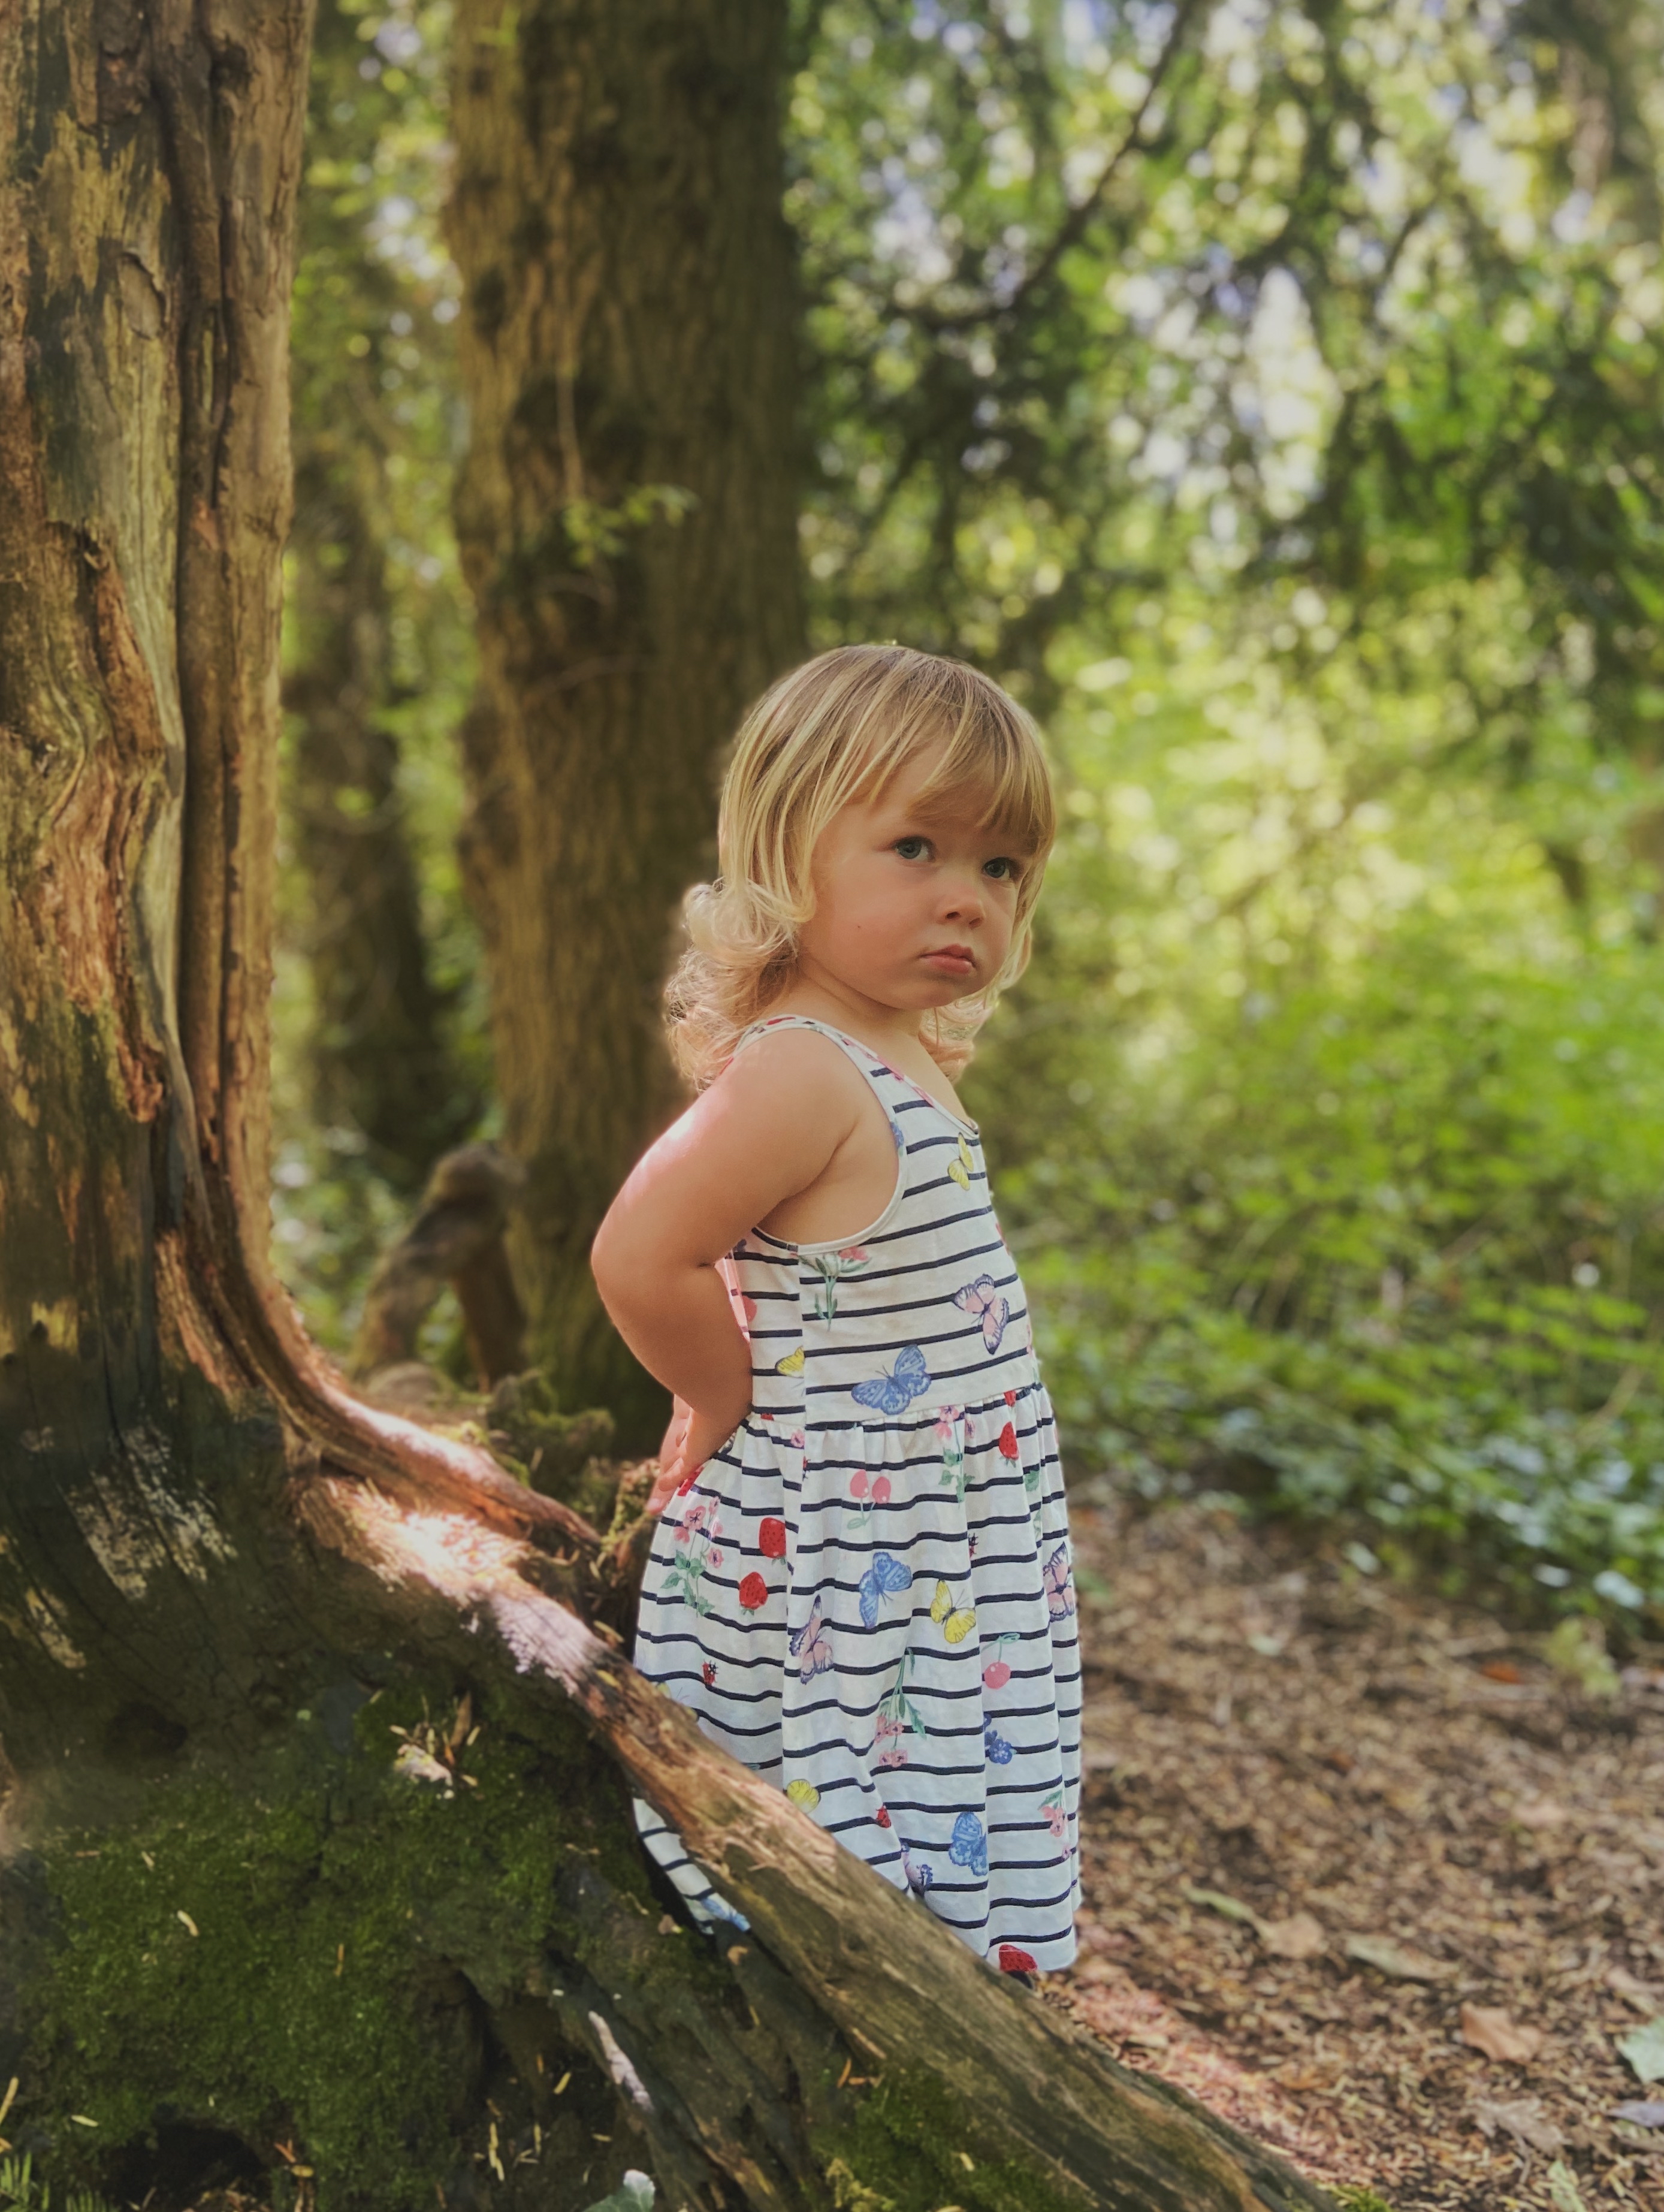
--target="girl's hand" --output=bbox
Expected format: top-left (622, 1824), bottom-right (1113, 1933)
top-left (646, 1393), bottom-right (750, 1514)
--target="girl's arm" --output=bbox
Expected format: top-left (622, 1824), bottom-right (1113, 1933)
top-left (591, 1034), bottom-right (864, 1505)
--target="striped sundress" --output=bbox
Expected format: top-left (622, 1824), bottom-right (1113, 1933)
top-left (633, 1014), bottom-right (1082, 1972)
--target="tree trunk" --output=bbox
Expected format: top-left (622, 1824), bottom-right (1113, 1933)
top-left (283, 0), bottom-right (478, 1194)
top-left (0, 7), bottom-right (1337, 2210)
top-left (285, 445), bottom-right (474, 1191)
top-left (445, 0), bottom-right (806, 1438)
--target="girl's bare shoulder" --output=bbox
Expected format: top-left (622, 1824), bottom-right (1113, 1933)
top-left (710, 1022), bottom-right (872, 1135)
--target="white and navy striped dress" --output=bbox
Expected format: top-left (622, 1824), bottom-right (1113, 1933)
top-left (633, 1015), bottom-right (1082, 1972)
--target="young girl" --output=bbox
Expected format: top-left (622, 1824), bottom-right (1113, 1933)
top-left (591, 643), bottom-right (1081, 1975)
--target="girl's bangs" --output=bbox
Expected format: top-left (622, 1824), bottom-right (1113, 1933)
top-left (878, 691), bottom-right (1055, 861)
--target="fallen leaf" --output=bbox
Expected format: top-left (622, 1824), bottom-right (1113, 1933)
top-left (392, 1742), bottom-right (455, 1793)
top-left (1611, 2101), bottom-right (1664, 2128)
top-left (1473, 2096), bottom-right (1563, 2155)
top-left (1461, 2003), bottom-right (1544, 2064)
top-left (1182, 1885), bottom-right (1262, 1929)
top-left (1606, 1964), bottom-right (1657, 2015)
top-left (1545, 2160), bottom-right (1587, 2212)
top-left (176, 1911), bottom-right (199, 1938)
top-left (1345, 1933), bottom-right (1454, 1983)
top-left (1514, 1795), bottom-right (1571, 1830)
top-left (1479, 1659), bottom-right (1525, 1683)
top-left (1617, 2016), bottom-right (1664, 2084)
top-left (1071, 1957), bottom-right (1122, 1987)
top-left (1259, 1911), bottom-right (1326, 1961)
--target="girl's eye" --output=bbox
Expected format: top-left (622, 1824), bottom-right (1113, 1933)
top-left (893, 836), bottom-right (931, 861)
top-left (983, 856), bottom-right (1019, 882)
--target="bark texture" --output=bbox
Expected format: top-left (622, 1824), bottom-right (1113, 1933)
top-left (0, 6), bottom-right (1338, 2209)
top-left (445, 0), bottom-right (806, 1433)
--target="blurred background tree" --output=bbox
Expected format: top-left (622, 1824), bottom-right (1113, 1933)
top-left (277, 0), bottom-right (1664, 1626)
top-left (279, 0), bottom-right (490, 1323)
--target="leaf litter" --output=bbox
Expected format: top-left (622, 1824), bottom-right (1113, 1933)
top-left (1050, 1492), bottom-right (1664, 2210)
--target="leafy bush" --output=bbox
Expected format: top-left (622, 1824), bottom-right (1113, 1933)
top-left (973, 623), bottom-right (1664, 1628)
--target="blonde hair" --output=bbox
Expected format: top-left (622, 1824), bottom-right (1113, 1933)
top-left (666, 644), bottom-right (1056, 1088)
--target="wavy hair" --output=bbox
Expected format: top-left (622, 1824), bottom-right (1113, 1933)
top-left (666, 644), bottom-right (1055, 1088)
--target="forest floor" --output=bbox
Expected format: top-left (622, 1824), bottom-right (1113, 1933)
top-left (1051, 1489), bottom-right (1664, 2212)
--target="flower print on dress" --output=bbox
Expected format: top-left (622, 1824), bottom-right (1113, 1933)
top-left (662, 1496), bottom-right (722, 1615)
top-left (952, 1274), bottom-right (1009, 1354)
top-left (901, 1846), bottom-right (934, 1893)
top-left (810, 1244), bottom-right (869, 1324)
top-left (1041, 1788), bottom-right (1070, 1852)
top-left (934, 1405), bottom-right (967, 1502)
top-left (875, 1650), bottom-right (926, 1767)
top-left (984, 1721), bottom-right (1014, 1765)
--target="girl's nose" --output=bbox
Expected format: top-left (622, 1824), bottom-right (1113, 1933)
top-left (940, 868), bottom-right (986, 921)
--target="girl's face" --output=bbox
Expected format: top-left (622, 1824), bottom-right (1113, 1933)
top-left (796, 744), bottom-right (1034, 1014)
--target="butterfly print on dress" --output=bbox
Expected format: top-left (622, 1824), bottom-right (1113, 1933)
top-left (851, 1343), bottom-right (931, 1414)
top-left (952, 1273), bottom-right (1010, 1353)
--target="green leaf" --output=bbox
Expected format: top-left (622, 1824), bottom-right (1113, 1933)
top-left (1617, 2017), bottom-right (1664, 2085)
top-left (1182, 1885), bottom-right (1263, 1929)
top-left (1547, 2160), bottom-right (1587, 2212)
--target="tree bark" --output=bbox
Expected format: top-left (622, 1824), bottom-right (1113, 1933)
top-left (0, 7), bottom-right (1338, 2210)
top-left (445, 0), bottom-right (806, 1438)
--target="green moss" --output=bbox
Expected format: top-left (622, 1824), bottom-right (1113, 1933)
top-left (812, 2065), bottom-right (1084, 2212)
top-left (1333, 2192), bottom-right (1397, 2212)
top-left (485, 1369), bottom-right (617, 1520)
top-left (27, 1680), bottom-right (645, 2211)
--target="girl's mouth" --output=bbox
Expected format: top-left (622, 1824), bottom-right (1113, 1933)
top-left (923, 947), bottom-right (976, 976)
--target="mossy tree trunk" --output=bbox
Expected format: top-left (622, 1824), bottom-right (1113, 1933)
top-left (445, 0), bottom-right (806, 1438)
top-left (0, 7), bottom-right (1336, 2210)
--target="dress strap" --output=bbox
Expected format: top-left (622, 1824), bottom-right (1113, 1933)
top-left (730, 1015), bottom-right (895, 1107)
top-left (731, 1014), bottom-right (977, 1137)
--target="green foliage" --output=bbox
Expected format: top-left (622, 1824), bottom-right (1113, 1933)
top-left (971, 665), bottom-right (1664, 1625)
top-left (0, 2151), bottom-right (114, 2212)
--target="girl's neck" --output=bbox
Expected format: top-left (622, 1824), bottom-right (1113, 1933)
top-left (763, 976), bottom-right (925, 1061)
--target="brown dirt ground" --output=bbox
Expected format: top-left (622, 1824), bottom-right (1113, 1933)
top-left (1049, 1486), bottom-right (1664, 2211)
